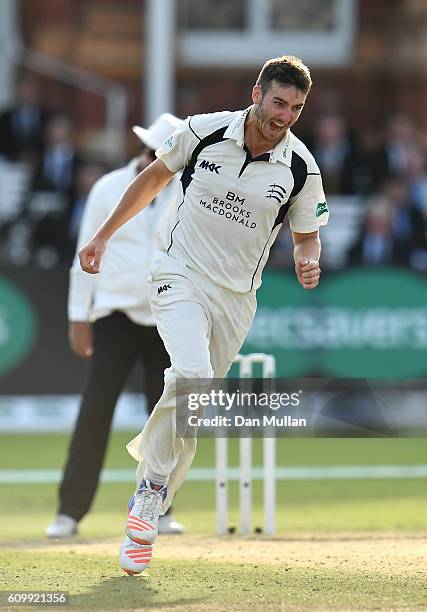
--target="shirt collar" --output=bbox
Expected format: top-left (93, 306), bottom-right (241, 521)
top-left (271, 129), bottom-right (293, 167)
top-left (223, 107), bottom-right (250, 147)
top-left (224, 107), bottom-right (294, 167)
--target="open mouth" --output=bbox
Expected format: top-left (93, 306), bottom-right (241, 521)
top-left (269, 120), bottom-right (286, 134)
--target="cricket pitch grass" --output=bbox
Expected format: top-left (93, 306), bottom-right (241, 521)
top-left (1, 532), bottom-right (427, 611)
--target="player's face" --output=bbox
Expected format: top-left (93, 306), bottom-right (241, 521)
top-left (252, 81), bottom-right (307, 143)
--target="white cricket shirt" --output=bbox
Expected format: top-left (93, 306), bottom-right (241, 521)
top-left (68, 159), bottom-right (179, 325)
top-left (156, 107), bottom-right (328, 293)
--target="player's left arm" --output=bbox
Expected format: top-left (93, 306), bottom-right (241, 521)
top-left (287, 156), bottom-right (328, 290)
top-left (292, 230), bottom-right (321, 289)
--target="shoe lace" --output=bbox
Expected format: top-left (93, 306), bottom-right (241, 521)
top-left (133, 488), bottom-right (164, 520)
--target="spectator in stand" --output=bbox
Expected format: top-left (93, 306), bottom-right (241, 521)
top-left (406, 147), bottom-right (427, 221)
top-left (0, 71), bottom-right (50, 164)
top-left (308, 113), bottom-right (370, 195)
top-left (385, 177), bottom-right (427, 270)
top-left (347, 200), bottom-right (398, 266)
top-left (369, 113), bottom-right (421, 190)
top-left (27, 114), bottom-right (81, 266)
top-left (32, 114), bottom-right (79, 196)
top-left (348, 178), bottom-right (426, 268)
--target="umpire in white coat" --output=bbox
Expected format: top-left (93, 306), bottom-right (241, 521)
top-left (46, 113), bottom-right (184, 538)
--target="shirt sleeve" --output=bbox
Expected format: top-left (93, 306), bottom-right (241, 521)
top-left (155, 116), bottom-right (200, 174)
top-left (287, 172), bottom-right (329, 233)
top-left (68, 179), bottom-right (107, 321)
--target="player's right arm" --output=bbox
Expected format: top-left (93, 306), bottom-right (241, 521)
top-left (79, 159), bottom-right (175, 274)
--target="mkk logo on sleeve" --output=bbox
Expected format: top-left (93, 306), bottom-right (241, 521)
top-left (157, 283), bottom-right (172, 295)
top-left (199, 160), bottom-right (221, 174)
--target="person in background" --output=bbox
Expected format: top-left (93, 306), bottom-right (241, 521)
top-left (385, 177), bottom-right (427, 270)
top-left (347, 178), bottom-right (426, 268)
top-left (347, 200), bottom-right (396, 266)
top-left (309, 113), bottom-right (369, 195)
top-left (27, 114), bottom-right (81, 266)
top-left (406, 147), bottom-right (427, 221)
top-left (0, 71), bottom-right (49, 164)
top-left (369, 113), bottom-right (421, 190)
top-left (45, 113), bottom-right (184, 539)
top-left (32, 114), bottom-right (79, 198)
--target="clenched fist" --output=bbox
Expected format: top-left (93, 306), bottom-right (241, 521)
top-left (79, 237), bottom-right (107, 274)
top-left (295, 258), bottom-right (321, 289)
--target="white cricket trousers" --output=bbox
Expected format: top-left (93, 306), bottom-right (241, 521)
top-left (127, 250), bottom-right (257, 512)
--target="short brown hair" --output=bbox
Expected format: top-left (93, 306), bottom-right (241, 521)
top-left (256, 56), bottom-right (312, 96)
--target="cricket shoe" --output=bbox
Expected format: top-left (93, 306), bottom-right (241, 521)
top-left (125, 479), bottom-right (167, 545)
top-left (158, 514), bottom-right (184, 535)
top-left (127, 498), bottom-right (183, 534)
top-left (119, 535), bottom-right (153, 575)
top-left (45, 514), bottom-right (78, 538)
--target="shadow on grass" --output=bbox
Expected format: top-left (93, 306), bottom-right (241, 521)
top-left (69, 575), bottom-right (206, 610)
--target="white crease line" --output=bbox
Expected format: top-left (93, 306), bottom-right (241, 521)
top-left (0, 465), bottom-right (427, 484)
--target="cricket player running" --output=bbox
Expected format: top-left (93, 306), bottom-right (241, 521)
top-left (79, 56), bottom-right (329, 574)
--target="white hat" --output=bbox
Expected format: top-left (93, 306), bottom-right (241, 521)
top-left (132, 113), bottom-right (182, 151)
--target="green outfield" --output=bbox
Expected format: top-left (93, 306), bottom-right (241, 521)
top-left (1, 434), bottom-right (426, 610)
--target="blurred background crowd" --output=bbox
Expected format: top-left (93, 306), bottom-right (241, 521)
top-left (1, 73), bottom-right (426, 273)
top-left (0, 0), bottom-right (426, 273)
top-left (0, 75), bottom-right (107, 268)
